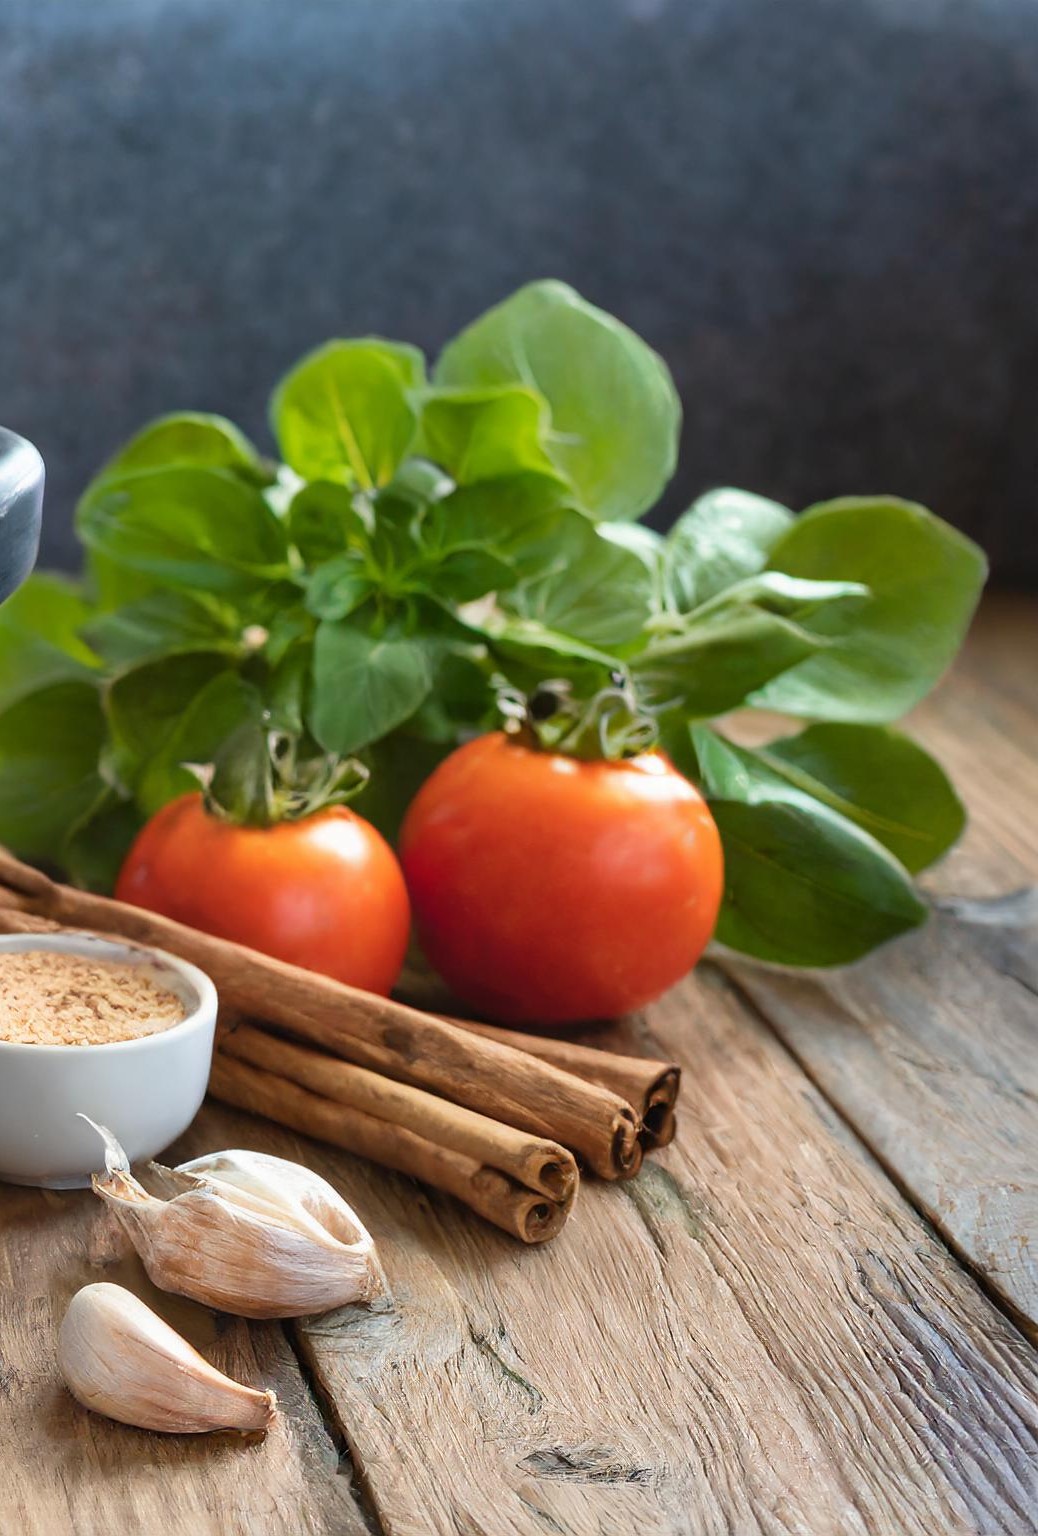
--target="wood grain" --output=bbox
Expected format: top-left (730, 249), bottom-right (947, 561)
top-left (0, 1109), bottom-right (370, 1536)
top-left (720, 595), bottom-right (1038, 1331)
top-left (720, 907), bottom-right (1038, 1333)
top-left (4, 595), bottom-right (1037, 1535)
top-left (292, 966), bottom-right (1038, 1536)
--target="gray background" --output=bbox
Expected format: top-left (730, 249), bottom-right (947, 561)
top-left (2, 0), bottom-right (1036, 581)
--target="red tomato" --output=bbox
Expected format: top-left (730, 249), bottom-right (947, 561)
top-left (116, 795), bottom-right (410, 996)
top-left (399, 733), bottom-right (723, 1025)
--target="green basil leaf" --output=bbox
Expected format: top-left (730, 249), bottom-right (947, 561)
top-left (82, 591), bottom-right (240, 667)
top-left (306, 553), bottom-right (373, 621)
top-left (480, 615), bottom-right (619, 686)
top-left (598, 522), bottom-right (671, 620)
top-left (309, 621), bottom-right (432, 754)
top-left (83, 410), bottom-right (275, 610)
top-left (0, 572), bottom-right (97, 664)
top-left (262, 609), bottom-right (313, 668)
top-left (368, 490), bottom-right (424, 574)
top-left (407, 594), bottom-right (489, 646)
top-left (97, 412), bottom-right (269, 483)
top-left (426, 545), bottom-right (516, 602)
top-left (711, 796), bottom-right (928, 965)
top-left (756, 723), bottom-right (966, 873)
top-left (599, 520), bottom-right (667, 567)
top-left (105, 651), bottom-right (235, 778)
top-left (0, 680), bottom-right (107, 861)
top-left (62, 791), bottom-right (143, 892)
top-left (659, 719), bottom-right (745, 793)
top-left (386, 458), bottom-right (454, 507)
top-left (424, 474), bottom-right (570, 566)
top-left (435, 281), bottom-right (680, 519)
top-left (0, 573), bottom-right (97, 708)
top-left (78, 466), bottom-right (291, 594)
top-left (697, 571), bottom-right (869, 621)
top-left (752, 497), bottom-right (988, 721)
top-left (665, 720), bottom-right (942, 959)
top-left (248, 580), bottom-right (314, 633)
top-left (138, 674), bottom-right (262, 815)
top-left (632, 612), bottom-right (825, 717)
top-left (416, 385), bottom-right (564, 485)
top-left (665, 488), bottom-right (793, 610)
top-left (671, 719), bottom-right (965, 875)
top-left (380, 640), bottom-right (496, 752)
top-left (411, 648), bottom-right (496, 742)
top-left (507, 509), bottom-right (653, 647)
top-left (262, 641), bottom-right (312, 736)
top-left (271, 339), bottom-right (425, 488)
top-left (287, 481), bottom-right (371, 565)
top-left (85, 551), bottom-right (157, 612)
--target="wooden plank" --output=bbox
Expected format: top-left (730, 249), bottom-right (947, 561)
top-left (938, 592), bottom-right (1038, 723)
top-left (720, 908), bottom-right (1038, 1329)
top-left (290, 967), bottom-right (1038, 1536)
top-left (719, 594), bottom-right (1038, 1329)
top-left (909, 597), bottom-right (1038, 899)
top-left (0, 1107), bottom-right (371, 1536)
top-left (5, 595), bottom-right (1035, 1535)
top-left (10, 987), bottom-right (1035, 1536)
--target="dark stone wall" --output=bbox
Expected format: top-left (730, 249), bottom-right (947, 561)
top-left (2, 0), bottom-right (1036, 581)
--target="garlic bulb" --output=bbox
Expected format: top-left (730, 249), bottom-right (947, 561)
top-left (83, 1119), bottom-right (384, 1319)
top-left (58, 1283), bottom-right (276, 1434)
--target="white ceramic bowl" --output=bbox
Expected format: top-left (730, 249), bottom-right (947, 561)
top-left (0, 932), bottom-right (217, 1188)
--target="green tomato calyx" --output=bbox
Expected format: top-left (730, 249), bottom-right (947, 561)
top-left (498, 672), bottom-right (658, 762)
top-left (187, 720), bottom-right (369, 828)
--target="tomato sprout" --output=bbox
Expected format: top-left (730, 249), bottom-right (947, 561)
top-left (496, 674), bottom-right (658, 761)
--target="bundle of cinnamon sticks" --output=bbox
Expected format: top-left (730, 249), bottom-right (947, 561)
top-left (0, 848), bottom-right (680, 1243)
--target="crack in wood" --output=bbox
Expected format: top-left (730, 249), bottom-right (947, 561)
top-left (519, 1447), bottom-right (654, 1486)
top-left (997, 968), bottom-right (1038, 1006)
top-left (515, 1493), bottom-right (567, 1534)
top-left (853, 1250), bottom-right (1037, 1532)
top-left (717, 951), bottom-right (1038, 1340)
top-left (285, 1318), bottom-right (387, 1536)
top-left (468, 1323), bottom-right (544, 1414)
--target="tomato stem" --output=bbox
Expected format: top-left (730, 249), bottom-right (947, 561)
top-left (188, 720), bottom-right (369, 827)
top-left (498, 674), bottom-right (658, 761)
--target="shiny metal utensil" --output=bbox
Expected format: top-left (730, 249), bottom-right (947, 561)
top-left (0, 427), bottom-right (44, 604)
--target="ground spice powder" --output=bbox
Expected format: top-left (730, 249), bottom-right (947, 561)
top-left (0, 950), bottom-right (186, 1046)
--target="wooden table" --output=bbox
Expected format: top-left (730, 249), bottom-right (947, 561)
top-left (2, 595), bottom-right (1036, 1536)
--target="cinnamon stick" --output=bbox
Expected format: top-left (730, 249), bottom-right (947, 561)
top-left (0, 852), bottom-right (642, 1179)
top-left (0, 901), bottom-right (675, 1148)
top-left (452, 1020), bottom-right (680, 1150)
top-left (0, 905), bottom-right (56, 935)
top-left (208, 1053), bottom-right (572, 1243)
top-left (219, 1020), bottom-right (579, 1203)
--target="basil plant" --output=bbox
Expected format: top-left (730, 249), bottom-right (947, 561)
top-left (0, 281), bottom-right (986, 965)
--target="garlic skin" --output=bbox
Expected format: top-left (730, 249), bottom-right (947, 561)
top-left (84, 1120), bottom-right (383, 1319)
top-left (58, 1283), bottom-right (276, 1434)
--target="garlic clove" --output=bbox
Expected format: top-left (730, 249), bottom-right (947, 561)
top-left (58, 1283), bottom-right (276, 1434)
top-left (178, 1148), bottom-right (374, 1252)
top-left (83, 1120), bottom-right (384, 1320)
